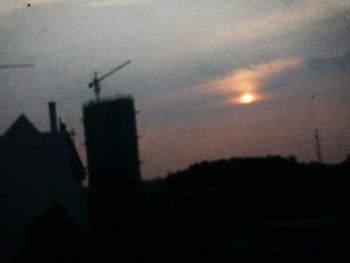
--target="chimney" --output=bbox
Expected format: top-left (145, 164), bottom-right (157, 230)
top-left (48, 102), bottom-right (58, 133)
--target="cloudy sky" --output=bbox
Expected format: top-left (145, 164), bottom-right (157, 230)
top-left (1, 0), bottom-right (350, 179)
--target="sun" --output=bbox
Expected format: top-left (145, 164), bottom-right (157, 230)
top-left (240, 93), bottom-right (255, 104)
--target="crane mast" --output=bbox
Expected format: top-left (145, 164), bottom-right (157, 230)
top-left (88, 60), bottom-right (131, 101)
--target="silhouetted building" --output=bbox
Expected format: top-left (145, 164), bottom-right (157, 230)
top-left (83, 96), bottom-right (141, 239)
top-left (83, 96), bottom-right (141, 188)
top-left (0, 103), bottom-right (87, 263)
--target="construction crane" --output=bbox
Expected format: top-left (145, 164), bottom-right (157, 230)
top-left (0, 64), bottom-right (35, 70)
top-left (88, 60), bottom-right (131, 101)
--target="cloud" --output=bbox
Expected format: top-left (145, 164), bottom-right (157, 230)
top-left (248, 0), bottom-right (349, 39)
top-left (87, 0), bottom-right (145, 7)
top-left (0, 0), bottom-right (144, 14)
top-left (0, 0), bottom-right (65, 13)
top-left (145, 57), bottom-right (305, 114)
top-left (212, 0), bottom-right (350, 50)
top-left (197, 57), bottom-right (305, 104)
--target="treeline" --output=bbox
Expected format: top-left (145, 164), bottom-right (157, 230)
top-left (15, 155), bottom-right (350, 262)
top-left (162, 155), bottom-right (350, 219)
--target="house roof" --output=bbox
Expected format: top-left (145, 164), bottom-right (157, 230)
top-left (4, 114), bottom-right (40, 136)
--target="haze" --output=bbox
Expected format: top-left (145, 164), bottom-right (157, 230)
top-left (1, 0), bottom-right (349, 179)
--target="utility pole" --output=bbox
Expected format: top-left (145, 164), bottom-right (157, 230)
top-left (314, 129), bottom-right (322, 163)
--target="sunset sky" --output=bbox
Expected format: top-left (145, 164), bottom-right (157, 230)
top-left (1, 0), bottom-right (350, 179)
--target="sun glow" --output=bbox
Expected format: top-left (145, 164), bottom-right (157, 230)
top-left (197, 57), bottom-right (304, 106)
top-left (239, 93), bottom-right (255, 104)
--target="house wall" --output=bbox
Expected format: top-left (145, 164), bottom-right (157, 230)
top-left (0, 133), bottom-right (87, 263)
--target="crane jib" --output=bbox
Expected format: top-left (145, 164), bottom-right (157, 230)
top-left (97, 60), bottom-right (131, 83)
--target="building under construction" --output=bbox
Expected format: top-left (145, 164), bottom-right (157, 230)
top-left (83, 96), bottom-right (141, 239)
top-left (83, 95), bottom-right (141, 188)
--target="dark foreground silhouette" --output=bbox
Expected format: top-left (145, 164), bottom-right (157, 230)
top-left (14, 204), bottom-right (89, 263)
top-left (15, 155), bottom-right (350, 263)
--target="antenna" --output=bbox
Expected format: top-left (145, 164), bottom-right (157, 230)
top-left (88, 60), bottom-right (131, 101)
top-left (314, 129), bottom-right (322, 163)
top-left (70, 128), bottom-right (76, 144)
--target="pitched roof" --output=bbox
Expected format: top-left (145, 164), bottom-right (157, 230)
top-left (4, 114), bottom-right (40, 136)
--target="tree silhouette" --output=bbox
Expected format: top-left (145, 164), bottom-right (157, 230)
top-left (15, 203), bottom-right (89, 263)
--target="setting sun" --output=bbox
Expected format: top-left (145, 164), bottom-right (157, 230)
top-left (240, 93), bottom-right (255, 104)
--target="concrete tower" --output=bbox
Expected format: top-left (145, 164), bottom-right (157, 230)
top-left (83, 96), bottom-right (141, 238)
top-left (83, 96), bottom-right (141, 189)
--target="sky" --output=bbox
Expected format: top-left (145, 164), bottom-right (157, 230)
top-left (0, 0), bottom-right (350, 179)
